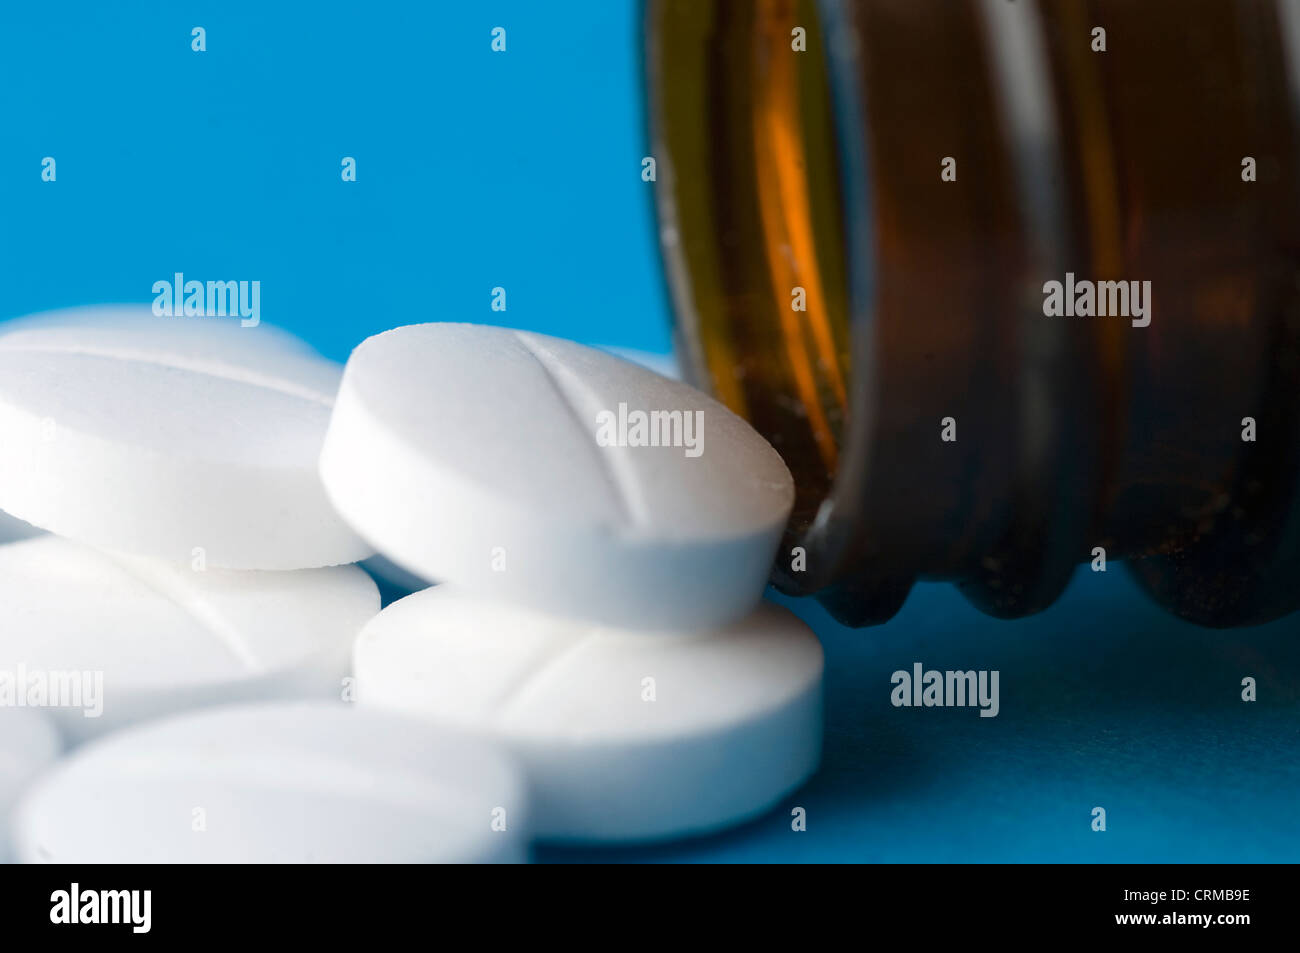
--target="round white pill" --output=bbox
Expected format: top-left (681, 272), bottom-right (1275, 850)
top-left (13, 701), bottom-right (529, 863)
top-left (0, 305), bottom-right (373, 569)
top-left (0, 535), bottom-right (379, 743)
top-left (0, 709), bottom-right (60, 863)
top-left (353, 585), bottom-right (823, 843)
top-left (320, 323), bottom-right (794, 630)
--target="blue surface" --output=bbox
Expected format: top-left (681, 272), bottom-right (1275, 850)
top-left (3, 1), bottom-right (1298, 863)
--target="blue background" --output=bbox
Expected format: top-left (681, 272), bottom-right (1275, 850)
top-left (3, 1), bottom-right (1297, 863)
top-left (0, 0), bottom-right (669, 359)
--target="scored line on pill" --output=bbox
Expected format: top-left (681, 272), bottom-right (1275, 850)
top-left (511, 331), bottom-right (653, 530)
top-left (0, 342), bottom-right (337, 408)
top-left (489, 628), bottom-right (604, 728)
top-left (100, 554), bottom-right (268, 674)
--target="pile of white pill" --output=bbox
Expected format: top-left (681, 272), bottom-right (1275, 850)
top-left (0, 306), bottom-right (823, 862)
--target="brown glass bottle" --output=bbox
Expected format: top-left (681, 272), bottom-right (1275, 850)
top-left (645, 0), bottom-right (1300, 627)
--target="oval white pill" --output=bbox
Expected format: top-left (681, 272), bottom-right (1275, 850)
top-left (320, 323), bottom-right (794, 630)
top-left (353, 586), bottom-right (823, 843)
top-left (0, 305), bottom-right (373, 569)
top-left (13, 701), bottom-right (529, 863)
top-left (0, 535), bottom-right (379, 743)
top-left (0, 709), bottom-right (60, 863)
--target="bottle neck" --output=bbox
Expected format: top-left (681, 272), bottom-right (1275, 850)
top-left (647, 0), bottom-right (1300, 627)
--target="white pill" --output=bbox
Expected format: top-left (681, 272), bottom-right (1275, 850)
top-left (0, 709), bottom-right (60, 863)
top-left (13, 701), bottom-right (529, 863)
top-left (0, 305), bottom-right (373, 569)
top-left (320, 323), bottom-right (794, 630)
top-left (0, 535), bottom-right (379, 743)
top-left (353, 585), bottom-right (823, 842)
